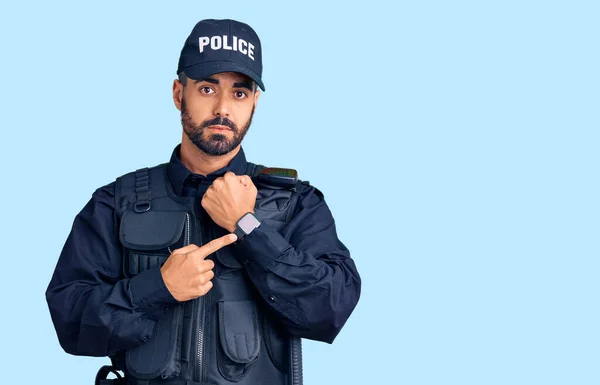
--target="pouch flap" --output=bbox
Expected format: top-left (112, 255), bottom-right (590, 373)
top-left (218, 301), bottom-right (260, 364)
top-left (120, 210), bottom-right (187, 251)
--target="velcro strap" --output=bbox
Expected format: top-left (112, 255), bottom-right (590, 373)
top-left (134, 168), bottom-right (151, 212)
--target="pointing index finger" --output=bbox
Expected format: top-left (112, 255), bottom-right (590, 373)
top-left (193, 233), bottom-right (237, 259)
top-left (170, 244), bottom-right (199, 255)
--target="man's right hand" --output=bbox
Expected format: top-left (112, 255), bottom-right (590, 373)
top-left (160, 233), bottom-right (237, 302)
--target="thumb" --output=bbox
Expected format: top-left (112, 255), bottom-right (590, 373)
top-left (238, 175), bottom-right (252, 187)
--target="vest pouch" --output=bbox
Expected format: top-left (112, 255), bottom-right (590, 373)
top-left (217, 300), bottom-right (261, 382)
top-left (119, 210), bottom-right (189, 251)
top-left (126, 305), bottom-right (184, 380)
top-left (119, 210), bottom-right (190, 380)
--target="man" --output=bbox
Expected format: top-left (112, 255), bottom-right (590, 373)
top-left (46, 19), bottom-right (361, 385)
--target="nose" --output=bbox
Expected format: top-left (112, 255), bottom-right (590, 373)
top-left (213, 93), bottom-right (230, 117)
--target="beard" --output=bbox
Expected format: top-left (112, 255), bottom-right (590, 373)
top-left (181, 97), bottom-right (254, 156)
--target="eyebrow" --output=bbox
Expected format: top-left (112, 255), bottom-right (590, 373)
top-left (194, 77), bottom-right (219, 85)
top-left (194, 77), bottom-right (253, 92)
top-left (233, 81), bottom-right (253, 92)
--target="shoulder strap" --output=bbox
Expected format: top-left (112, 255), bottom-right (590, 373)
top-left (133, 168), bottom-right (151, 213)
top-left (246, 162), bottom-right (298, 190)
top-left (245, 161), bottom-right (266, 177)
top-left (115, 163), bottom-right (170, 216)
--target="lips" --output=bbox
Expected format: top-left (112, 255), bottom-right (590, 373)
top-left (207, 125), bottom-right (231, 131)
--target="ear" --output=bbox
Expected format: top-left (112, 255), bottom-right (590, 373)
top-left (173, 79), bottom-right (183, 111)
top-left (253, 90), bottom-right (260, 108)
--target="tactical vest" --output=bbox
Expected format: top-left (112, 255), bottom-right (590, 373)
top-left (97, 162), bottom-right (303, 385)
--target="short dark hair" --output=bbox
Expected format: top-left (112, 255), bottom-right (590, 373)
top-left (178, 71), bottom-right (188, 87)
top-left (177, 71), bottom-right (256, 92)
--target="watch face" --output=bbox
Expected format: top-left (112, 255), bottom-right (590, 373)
top-left (238, 213), bottom-right (261, 233)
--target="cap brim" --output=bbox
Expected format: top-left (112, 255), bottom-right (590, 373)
top-left (181, 61), bottom-right (265, 91)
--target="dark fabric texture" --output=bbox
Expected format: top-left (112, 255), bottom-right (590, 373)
top-left (46, 145), bottom-right (361, 360)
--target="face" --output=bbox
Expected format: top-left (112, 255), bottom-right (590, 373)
top-left (173, 72), bottom-right (260, 156)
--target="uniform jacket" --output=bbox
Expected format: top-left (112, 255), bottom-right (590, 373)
top-left (46, 146), bottom-right (361, 384)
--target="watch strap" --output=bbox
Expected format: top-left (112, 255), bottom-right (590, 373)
top-left (233, 226), bottom-right (246, 243)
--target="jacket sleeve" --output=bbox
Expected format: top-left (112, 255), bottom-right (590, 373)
top-left (234, 183), bottom-right (361, 343)
top-left (45, 183), bottom-right (179, 357)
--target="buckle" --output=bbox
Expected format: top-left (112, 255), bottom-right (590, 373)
top-left (95, 365), bottom-right (124, 385)
top-left (134, 201), bottom-right (151, 213)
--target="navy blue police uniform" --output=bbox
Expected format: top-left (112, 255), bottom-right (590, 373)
top-left (46, 19), bottom-right (361, 385)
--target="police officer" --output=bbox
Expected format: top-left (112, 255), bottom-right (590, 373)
top-left (46, 19), bottom-right (361, 385)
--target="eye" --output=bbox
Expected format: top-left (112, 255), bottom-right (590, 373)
top-left (234, 90), bottom-right (247, 99)
top-left (200, 86), bottom-right (215, 94)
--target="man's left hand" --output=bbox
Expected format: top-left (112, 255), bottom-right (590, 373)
top-left (202, 172), bottom-right (258, 232)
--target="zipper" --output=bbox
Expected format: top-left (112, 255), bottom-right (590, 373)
top-left (196, 294), bottom-right (205, 382)
top-left (183, 212), bottom-right (192, 380)
top-left (193, 210), bottom-right (206, 383)
top-left (185, 213), bottom-right (191, 246)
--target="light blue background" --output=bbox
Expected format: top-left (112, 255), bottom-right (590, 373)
top-left (0, 1), bottom-right (598, 384)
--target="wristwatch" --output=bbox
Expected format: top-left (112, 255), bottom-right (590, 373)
top-left (233, 212), bottom-right (261, 243)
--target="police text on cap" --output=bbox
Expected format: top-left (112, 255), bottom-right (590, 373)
top-left (199, 36), bottom-right (255, 61)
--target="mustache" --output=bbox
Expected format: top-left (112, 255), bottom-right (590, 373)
top-left (200, 116), bottom-right (238, 132)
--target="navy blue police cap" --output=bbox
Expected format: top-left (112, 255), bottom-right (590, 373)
top-left (177, 19), bottom-right (265, 91)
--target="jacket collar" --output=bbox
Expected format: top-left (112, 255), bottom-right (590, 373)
top-left (167, 144), bottom-right (248, 196)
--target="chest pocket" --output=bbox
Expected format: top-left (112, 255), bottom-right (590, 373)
top-left (120, 210), bottom-right (190, 277)
top-left (118, 209), bottom-right (190, 381)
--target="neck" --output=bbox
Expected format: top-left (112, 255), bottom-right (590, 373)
top-left (179, 135), bottom-right (241, 176)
